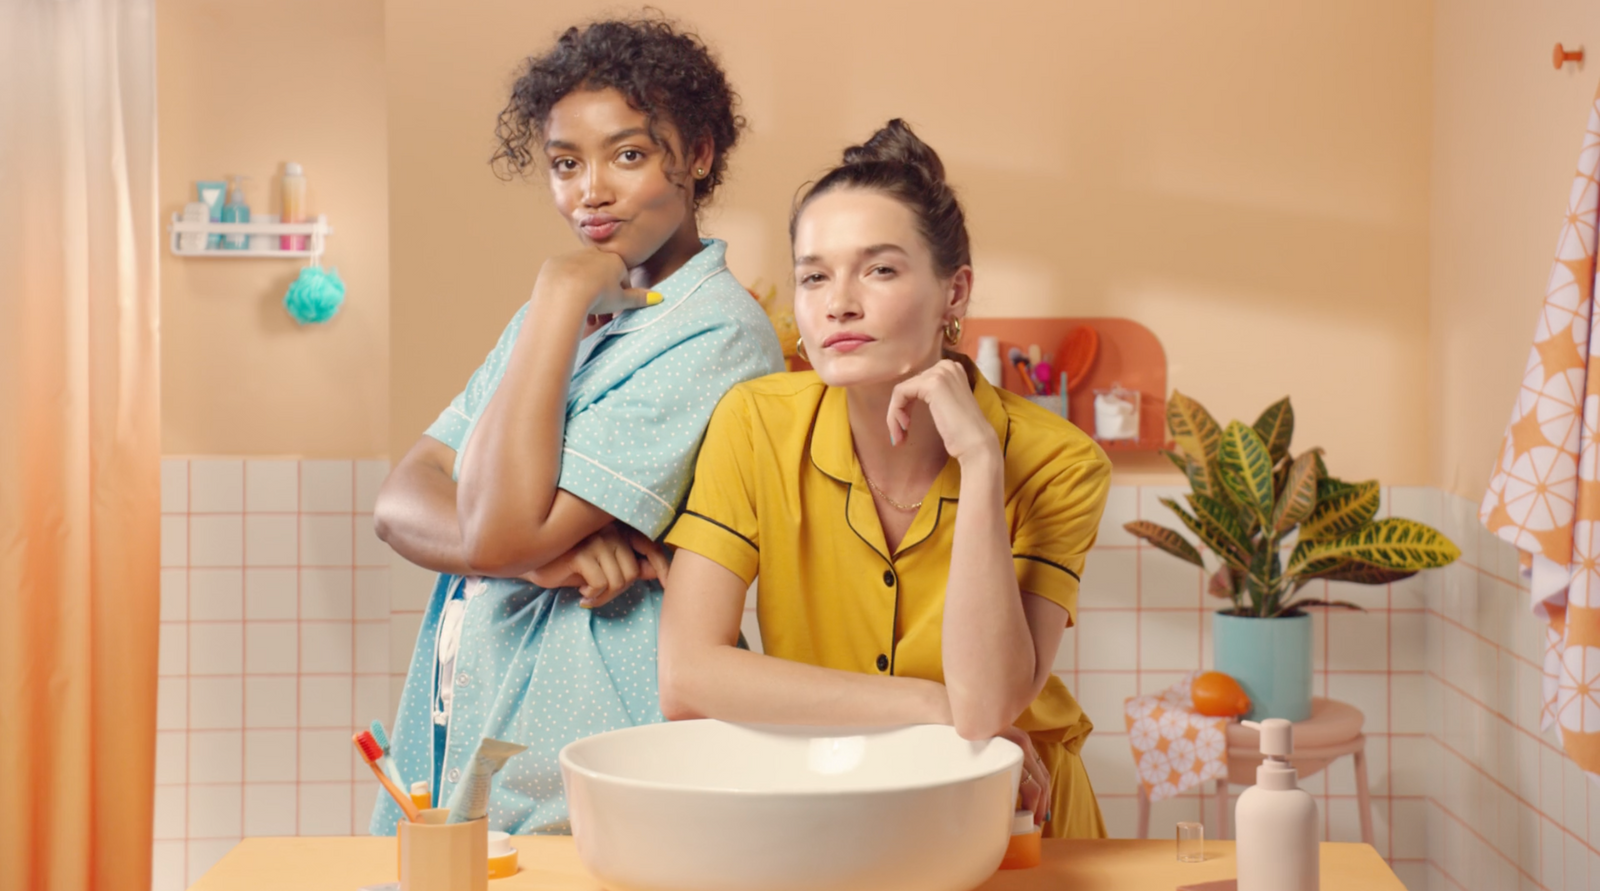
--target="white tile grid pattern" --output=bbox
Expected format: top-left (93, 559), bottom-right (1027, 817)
top-left (154, 459), bottom-right (391, 890)
top-left (1423, 493), bottom-right (1597, 891)
top-left (160, 472), bottom-right (1584, 891)
top-left (1079, 485), bottom-right (1435, 890)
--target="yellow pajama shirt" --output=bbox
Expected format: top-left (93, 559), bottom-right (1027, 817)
top-left (665, 358), bottom-right (1112, 838)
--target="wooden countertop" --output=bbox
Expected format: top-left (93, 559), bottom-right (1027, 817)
top-left (191, 836), bottom-right (1406, 890)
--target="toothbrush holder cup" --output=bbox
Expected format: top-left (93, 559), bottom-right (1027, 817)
top-left (397, 808), bottom-right (487, 891)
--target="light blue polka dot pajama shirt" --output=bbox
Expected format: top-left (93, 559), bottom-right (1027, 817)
top-left (369, 240), bottom-right (782, 835)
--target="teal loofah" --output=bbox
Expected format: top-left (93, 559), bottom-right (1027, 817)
top-left (284, 266), bottom-right (346, 324)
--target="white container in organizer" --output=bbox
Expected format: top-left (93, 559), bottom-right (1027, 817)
top-left (249, 214), bottom-right (280, 251)
top-left (1093, 383), bottom-right (1140, 442)
top-left (179, 202), bottom-right (209, 251)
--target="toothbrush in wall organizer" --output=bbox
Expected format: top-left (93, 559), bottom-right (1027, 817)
top-left (1008, 348), bottom-right (1039, 395)
top-left (355, 730), bottom-right (421, 822)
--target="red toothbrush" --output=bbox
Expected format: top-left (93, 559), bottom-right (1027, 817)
top-left (354, 730), bottom-right (421, 821)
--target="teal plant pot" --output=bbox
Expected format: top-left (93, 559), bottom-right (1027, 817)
top-left (1213, 610), bottom-right (1313, 722)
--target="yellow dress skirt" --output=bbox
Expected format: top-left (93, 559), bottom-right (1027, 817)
top-left (1035, 729), bottom-right (1106, 839)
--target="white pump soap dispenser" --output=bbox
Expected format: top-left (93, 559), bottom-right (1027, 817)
top-left (1234, 718), bottom-right (1318, 891)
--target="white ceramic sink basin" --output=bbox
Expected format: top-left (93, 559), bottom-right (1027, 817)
top-left (560, 720), bottom-right (1022, 891)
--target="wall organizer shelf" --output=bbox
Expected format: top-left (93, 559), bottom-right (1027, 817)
top-left (957, 317), bottom-right (1170, 451)
top-left (167, 214), bottom-right (332, 259)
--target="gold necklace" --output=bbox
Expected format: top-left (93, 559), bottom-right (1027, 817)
top-left (860, 467), bottom-right (924, 512)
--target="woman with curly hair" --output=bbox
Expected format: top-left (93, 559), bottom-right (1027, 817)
top-left (368, 16), bottom-right (781, 834)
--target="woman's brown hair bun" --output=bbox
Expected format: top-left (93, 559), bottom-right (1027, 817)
top-left (839, 119), bottom-right (947, 183)
top-left (792, 119), bottom-right (969, 278)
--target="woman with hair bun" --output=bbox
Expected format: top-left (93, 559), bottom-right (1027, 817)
top-left (659, 120), bottom-right (1111, 837)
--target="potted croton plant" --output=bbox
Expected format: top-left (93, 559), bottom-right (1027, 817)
top-left (1125, 392), bottom-right (1460, 721)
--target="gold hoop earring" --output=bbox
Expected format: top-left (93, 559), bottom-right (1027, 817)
top-left (943, 318), bottom-right (963, 347)
top-left (795, 337), bottom-right (808, 362)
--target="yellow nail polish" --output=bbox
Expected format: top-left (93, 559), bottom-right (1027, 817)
top-left (647, 291), bottom-right (664, 306)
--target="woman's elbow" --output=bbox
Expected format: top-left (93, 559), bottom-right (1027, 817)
top-left (372, 504), bottom-right (397, 546)
top-left (952, 710), bottom-right (1011, 742)
top-left (949, 690), bottom-right (1034, 741)
top-left (656, 654), bottom-right (703, 722)
top-left (658, 689), bottom-right (701, 722)
top-left (458, 513), bottom-right (542, 575)
top-left (371, 478), bottom-right (407, 546)
top-left (459, 529), bottom-right (515, 575)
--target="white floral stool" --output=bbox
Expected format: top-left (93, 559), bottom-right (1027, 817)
top-left (1135, 697), bottom-right (1371, 844)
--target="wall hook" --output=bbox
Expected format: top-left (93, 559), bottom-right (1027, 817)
top-left (1554, 43), bottom-right (1584, 70)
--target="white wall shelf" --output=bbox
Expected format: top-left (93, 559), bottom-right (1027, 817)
top-left (168, 213), bottom-right (332, 259)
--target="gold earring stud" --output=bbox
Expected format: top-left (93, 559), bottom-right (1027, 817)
top-left (696, 167), bottom-right (706, 177)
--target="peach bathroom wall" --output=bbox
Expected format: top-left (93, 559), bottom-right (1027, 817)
top-left (385, 0), bottom-right (1435, 486)
top-left (1426, 4), bottom-right (1600, 885)
top-left (1429, 0), bottom-right (1600, 499)
top-left (153, 458), bottom-right (393, 889)
top-left (157, 0), bottom-right (390, 458)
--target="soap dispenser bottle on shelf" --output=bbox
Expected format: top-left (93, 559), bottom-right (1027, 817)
top-left (220, 176), bottom-right (251, 249)
top-left (1234, 718), bottom-right (1318, 891)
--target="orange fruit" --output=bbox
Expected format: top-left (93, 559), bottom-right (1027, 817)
top-left (1191, 671), bottom-right (1251, 717)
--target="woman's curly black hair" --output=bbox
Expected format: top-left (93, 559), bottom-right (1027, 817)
top-left (491, 15), bottom-right (744, 207)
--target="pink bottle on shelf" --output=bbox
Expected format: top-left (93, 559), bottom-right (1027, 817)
top-left (280, 162), bottom-right (307, 251)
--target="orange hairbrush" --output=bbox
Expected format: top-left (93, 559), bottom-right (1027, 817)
top-left (1059, 326), bottom-right (1099, 393)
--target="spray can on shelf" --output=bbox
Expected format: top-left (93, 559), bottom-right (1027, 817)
top-left (280, 162), bottom-right (307, 251)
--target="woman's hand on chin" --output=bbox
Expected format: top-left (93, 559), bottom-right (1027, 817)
top-left (884, 359), bottom-right (999, 464)
top-left (533, 248), bottom-right (658, 317)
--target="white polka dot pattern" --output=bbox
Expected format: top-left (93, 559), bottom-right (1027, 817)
top-left (371, 240), bottom-right (782, 835)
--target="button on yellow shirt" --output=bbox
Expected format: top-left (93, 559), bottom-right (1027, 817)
top-left (665, 361), bottom-right (1112, 837)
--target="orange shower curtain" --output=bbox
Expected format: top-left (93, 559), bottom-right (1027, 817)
top-left (0, 1), bottom-right (162, 890)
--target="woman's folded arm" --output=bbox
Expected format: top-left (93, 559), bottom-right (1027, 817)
top-left (658, 549), bottom-right (953, 727)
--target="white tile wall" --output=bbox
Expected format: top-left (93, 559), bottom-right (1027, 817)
top-left (1423, 492), bottom-right (1597, 891)
top-left (159, 469), bottom-right (1600, 891)
top-left (1071, 484), bottom-right (1440, 882)
top-left (155, 458), bottom-right (392, 891)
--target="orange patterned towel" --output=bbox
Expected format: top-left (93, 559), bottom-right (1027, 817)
top-left (1124, 672), bottom-right (1230, 802)
top-left (1480, 80), bottom-right (1600, 782)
